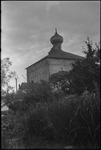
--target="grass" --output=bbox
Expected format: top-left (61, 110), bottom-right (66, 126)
top-left (20, 92), bottom-right (100, 148)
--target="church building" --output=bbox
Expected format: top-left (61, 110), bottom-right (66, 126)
top-left (26, 29), bottom-right (84, 83)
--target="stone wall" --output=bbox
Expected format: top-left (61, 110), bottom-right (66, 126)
top-left (47, 58), bottom-right (75, 75)
top-left (27, 59), bottom-right (50, 83)
top-left (27, 58), bottom-right (75, 83)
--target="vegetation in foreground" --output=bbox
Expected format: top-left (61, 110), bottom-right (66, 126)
top-left (2, 92), bottom-right (100, 149)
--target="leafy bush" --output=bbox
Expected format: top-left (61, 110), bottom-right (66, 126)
top-left (68, 38), bottom-right (100, 95)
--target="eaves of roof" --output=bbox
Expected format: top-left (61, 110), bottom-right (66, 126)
top-left (25, 50), bottom-right (85, 69)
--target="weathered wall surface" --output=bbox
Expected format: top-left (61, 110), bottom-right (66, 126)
top-left (27, 59), bottom-right (50, 83)
top-left (27, 58), bottom-right (75, 83)
top-left (47, 58), bottom-right (75, 75)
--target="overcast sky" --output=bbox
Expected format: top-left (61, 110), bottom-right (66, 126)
top-left (1, 1), bottom-right (100, 90)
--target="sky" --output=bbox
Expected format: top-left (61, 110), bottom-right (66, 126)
top-left (1, 1), bottom-right (100, 91)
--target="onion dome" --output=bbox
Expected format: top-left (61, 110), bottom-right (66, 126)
top-left (50, 28), bottom-right (63, 44)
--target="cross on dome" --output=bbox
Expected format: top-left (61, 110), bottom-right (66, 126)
top-left (55, 28), bottom-right (57, 34)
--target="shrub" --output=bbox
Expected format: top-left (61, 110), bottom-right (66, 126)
top-left (21, 104), bottom-right (55, 148)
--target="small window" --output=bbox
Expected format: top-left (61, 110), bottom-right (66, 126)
top-left (32, 80), bottom-right (34, 84)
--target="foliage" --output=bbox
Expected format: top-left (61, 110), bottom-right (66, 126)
top-left (49, 71), bottom-right (70, 94)
top-left (69, 37), bottom-right (100, 95)
top-left (3, 81), bottom-right (57, 116)
top-left (1, 58), bottom-right (16, 90)
top-left (1, 85), bottom-right (100, 149)
top-left (1, 58), bottom-right (17, 108)
top-left (1, 109), bottom-right (25, 149)
top-left (29, 80), bottom-right (56, 103)
top-left (1, 80), bottom-right (65, 148)
top-left (18, 81), bottom-right (57, 109)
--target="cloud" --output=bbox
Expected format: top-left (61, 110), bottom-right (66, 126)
top-left (48, 1), bottom-right (100, 36)
top-left (46, 1), bottom-right (60, 12)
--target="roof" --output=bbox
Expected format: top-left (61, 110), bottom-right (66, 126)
top-left (19, 82), bottom-right (33, 89)
top-left (26, 50), bottom-right (85, 69)
top-left (47, 50), bottom-right (84, 60)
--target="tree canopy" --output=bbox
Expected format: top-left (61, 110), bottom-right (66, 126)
top-left (1, 58), bottom-right (17, 106)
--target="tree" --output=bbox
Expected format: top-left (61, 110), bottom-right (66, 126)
top-left (1, 58), bottom-right (17, 106)
top-left (69, 37), bottom-right (100, 95)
